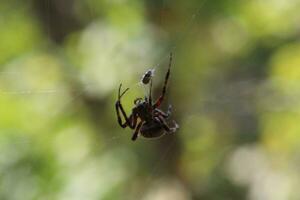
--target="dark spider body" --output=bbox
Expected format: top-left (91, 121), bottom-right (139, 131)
top-left (115, 53), bottom-right (179, 141)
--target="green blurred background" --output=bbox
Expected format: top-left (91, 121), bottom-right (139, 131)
top-left (1, 0), bottom-right (300, 199)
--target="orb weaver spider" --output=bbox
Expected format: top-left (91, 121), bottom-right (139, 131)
top-left (115, 53), bottom-right (179, 141)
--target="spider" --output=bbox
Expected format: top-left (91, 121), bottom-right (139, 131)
top-left (115, 53), bottom-right (179, 141)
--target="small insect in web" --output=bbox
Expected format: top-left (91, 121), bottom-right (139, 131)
top-left (140, 68), bottom-right (155, 85)
top-left (115, 53), bottom-right (179, 141)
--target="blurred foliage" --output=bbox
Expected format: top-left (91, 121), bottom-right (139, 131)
top-left (1, 0), bottom-right (300, 199)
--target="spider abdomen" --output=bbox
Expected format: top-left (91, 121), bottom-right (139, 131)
top-left (140, 121), bottom-right (165, 138)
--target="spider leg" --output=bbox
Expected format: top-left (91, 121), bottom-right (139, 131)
top-left (154, 52), bottom-right (172, 108)
top-left (149, 79), bottom-right (153, 107)
top-left (154, 116), bottom-right (170, 132)
top-left (115, 102), bottom-right (131, 128)
top-left (154, 105), bottom-right (172, 118)
top-left (118, 83), bottom-right (129, 100)
top-left (171, 120), bottom-right (179, 130)
top-left (116, 101), bottom-right (139, 129)
top-left (129, 113), bottom-right (138, 129)
top-left (156, 115), bottom-right (178, 133)
top-left (154, 109), bottom-right (168, 118)
top-left (116, 83), bottom-right (136, 129)
top-left (167, 104), bottom-right (172, 116)
top-left (132, 121), bottom-right (143, 141)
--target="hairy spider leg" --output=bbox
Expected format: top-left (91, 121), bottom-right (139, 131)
top-left (154, 52), bottom-right (172, 108)
top-left (115, 84), bottom-right (137, 129)
top-left (132, 121), bottom-right (144, 141)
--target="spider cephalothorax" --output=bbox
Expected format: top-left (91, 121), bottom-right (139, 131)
top-left (115, 53), bottom-right (179, 141)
